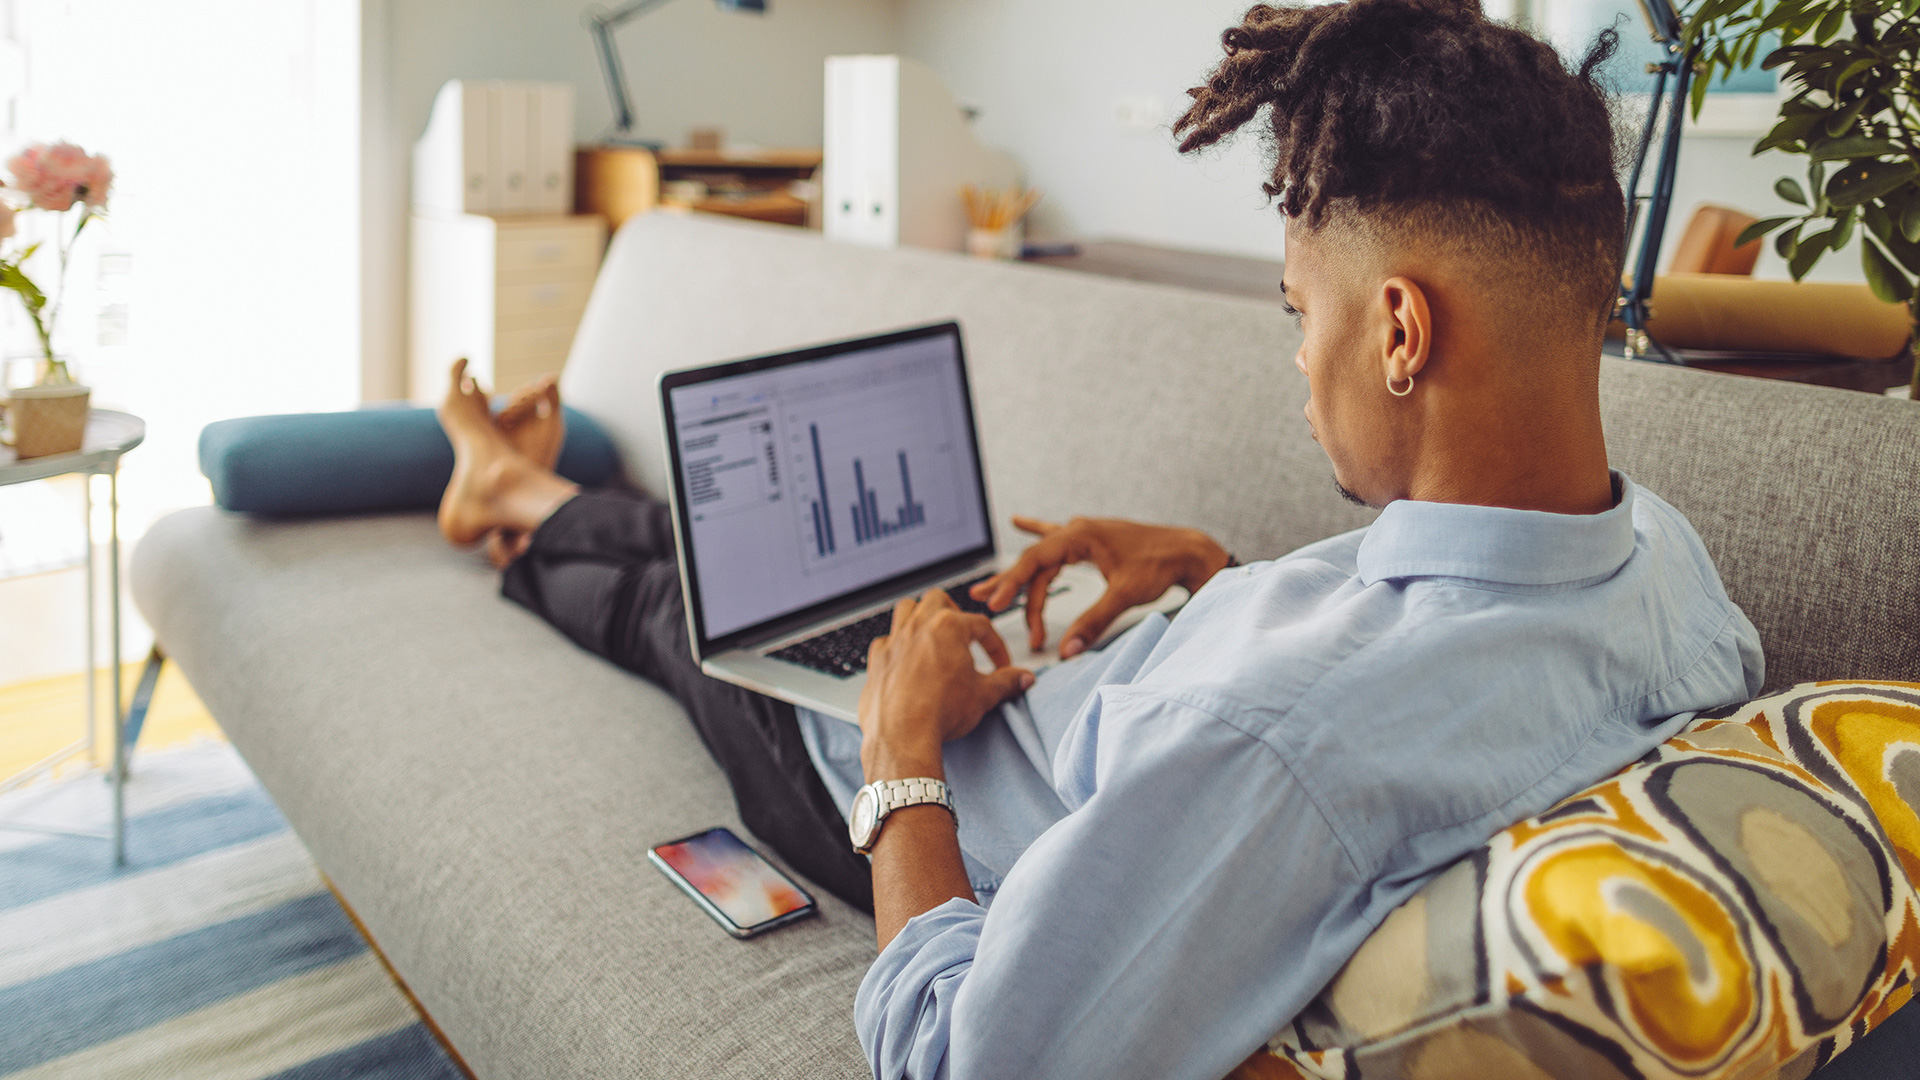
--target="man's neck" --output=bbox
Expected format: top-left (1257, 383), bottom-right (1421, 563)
top-left (1405, 401), bottom-right (1615, 516)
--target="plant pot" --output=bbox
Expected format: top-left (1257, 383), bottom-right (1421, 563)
top-left (4, 382), bottom-right (91, 458)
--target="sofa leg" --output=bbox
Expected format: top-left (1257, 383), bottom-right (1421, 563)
top-left (115, 644), bottom-right (167, 779)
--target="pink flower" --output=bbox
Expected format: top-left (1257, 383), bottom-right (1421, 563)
top-left (5, 142), bottom-right (112, 212)
top-left (0, 199), bottom-right (13, 241)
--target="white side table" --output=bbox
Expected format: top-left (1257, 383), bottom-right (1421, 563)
top-left (0, 408), bottom-right (145, 864)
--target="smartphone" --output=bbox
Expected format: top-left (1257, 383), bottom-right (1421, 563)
top-left (648, 827), bottom-right (818, 938)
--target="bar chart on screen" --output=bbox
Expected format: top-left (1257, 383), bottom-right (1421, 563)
top-left (786, 363), bottom-right (966, 574)
top-left (802, 423), bottom-right (927, 556)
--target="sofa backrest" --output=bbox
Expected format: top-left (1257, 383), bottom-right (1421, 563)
top-left (563, 214), bottom-right (1919, 691)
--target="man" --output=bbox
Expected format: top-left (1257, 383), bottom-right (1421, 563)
top-left (436, 1), bottom-right (1765, 1076)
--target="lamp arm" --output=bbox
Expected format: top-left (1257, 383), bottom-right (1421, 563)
top-left (1620, 43), bottom-right (1696, 365)
top-left (585, 0), bottom-right (676, 136)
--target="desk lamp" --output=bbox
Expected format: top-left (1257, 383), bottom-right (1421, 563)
top-left (585, 0), bottom-right (767, 149)
top-left (1618, 0), bottom-right (1695, 363)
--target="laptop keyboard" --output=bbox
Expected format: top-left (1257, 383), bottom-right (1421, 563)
top-left (769, 575), bottom-right (1001, 679)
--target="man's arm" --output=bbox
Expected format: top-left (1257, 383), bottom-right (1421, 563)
top-left (856, 693), bottom-right (1368, 1080)
top-left (858, 589), bottom-right (1033, 947)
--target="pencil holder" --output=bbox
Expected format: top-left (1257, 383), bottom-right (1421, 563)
top-left (966, 223), bottom-right (1022, 260)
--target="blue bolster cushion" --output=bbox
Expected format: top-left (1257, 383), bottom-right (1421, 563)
top-left (199, 405), bottom-right (620, 516)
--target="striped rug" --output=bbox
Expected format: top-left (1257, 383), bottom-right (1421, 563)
top-left (0, 741), bottom-right (465, 1079)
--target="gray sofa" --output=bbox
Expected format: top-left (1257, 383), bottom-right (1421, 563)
top-left (132, 214), bottom-right (1920, 1078)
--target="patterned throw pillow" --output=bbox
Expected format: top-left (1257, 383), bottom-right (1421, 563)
top-left (1231, 681), bottom-right (1920, 1080)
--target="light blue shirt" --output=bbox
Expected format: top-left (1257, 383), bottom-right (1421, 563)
top-left (796, 473), bottom-right (1764, 1080)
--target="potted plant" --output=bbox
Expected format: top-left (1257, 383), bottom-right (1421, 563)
top-left (1686, 0), bottom-right (1920, 399)
top-left (0, 141), bottom-right (113, 457)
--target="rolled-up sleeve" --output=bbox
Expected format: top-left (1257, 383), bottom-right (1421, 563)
top-left (855, 898), bottom-right (981, 1080)
top-left (852, 690), bottom-right (1372, 1080)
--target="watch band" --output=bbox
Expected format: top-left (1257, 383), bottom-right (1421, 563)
top-left (851, 777), bottom-right (956, 854)
top-left (873, 777), bottom-right (955, 820)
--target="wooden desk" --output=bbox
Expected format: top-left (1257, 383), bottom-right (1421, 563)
top-left (657, 148), bottom-right (819, 228)
top-left (1026, 240), bottom-right (1912, 395)
top-left (576, 146), bottom-right (820, 232)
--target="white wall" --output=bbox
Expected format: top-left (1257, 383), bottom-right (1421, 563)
top-left (898, 0), bottom-right (1292, 262)
top-left (1660, 133), bottom-right (1866, 285)
top-left (898, 0), bottom-right (1853, 284)
top-left (360, 0), bottom-right (900, 400)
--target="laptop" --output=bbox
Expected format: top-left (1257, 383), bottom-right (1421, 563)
top-left (658, 321), bottom-right (1184, 722)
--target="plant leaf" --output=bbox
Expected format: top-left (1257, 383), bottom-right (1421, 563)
top-left (0, 261), bottom-right (47, 315)
top-left (1758, 112), bottom-right (1824, 153)
top-left (1776, 176), bottom-right (1809, 205)
top-left (1864, 202), bottom-right (1895, 242)
top-left (1834, 57), bottom-right (1879, 92)
top-left (1814, 5), bottom-right (1845, 40)
top-left (1789, 228), bottom-right (1832, 279)
top-left (1736, 215), bottom-right (1797, 247)
top-left (1832, 207), bottom-right (1856, 250)
top-left (1902, 203), bottom-right (1920, 243)
top-left (1776, 221), bottom-right (1803, 258)
top-left (1862, 237), bottom-right (1915, 302)
top-left (1808, 134), bottom-right (1901, 161)
top-left (1825, 159), bottom-right (1919, 207)
top-left (1824, 95), bottom-right (1869, 137)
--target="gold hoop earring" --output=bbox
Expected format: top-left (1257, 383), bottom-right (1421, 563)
top-left (1388, 374), bottom-right (1414, 397)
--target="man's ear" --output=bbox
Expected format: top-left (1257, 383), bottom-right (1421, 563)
top-left (1379, 276), bottom-right (1432, 385)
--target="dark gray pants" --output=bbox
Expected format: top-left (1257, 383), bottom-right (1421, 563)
top-left (500, 489), bottom-right (874, 912)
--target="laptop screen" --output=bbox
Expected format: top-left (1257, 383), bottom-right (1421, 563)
top-left (662, 323), bottom-right (993, 650)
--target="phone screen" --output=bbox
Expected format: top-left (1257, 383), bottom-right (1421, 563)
top-left (650, 828), bottom-right (816, 935)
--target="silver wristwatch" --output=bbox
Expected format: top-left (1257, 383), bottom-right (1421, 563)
top-left (849, 777), bottom-right (956, 855)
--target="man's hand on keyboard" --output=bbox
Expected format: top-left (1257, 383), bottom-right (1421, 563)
top-left (859, 589), bottom-right (1035, 782)
top-left (972, 516), bottom-right (1233, 659)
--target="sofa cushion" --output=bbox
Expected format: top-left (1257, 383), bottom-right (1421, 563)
top-left (129, 508), bottom-right (873, 1079)
top-left (198, 405), bottom-right (620, 516)
top-left (564, 215), bottom-right (1919, 693)
top-left (1238, 681), bottom-right (1920, 1080)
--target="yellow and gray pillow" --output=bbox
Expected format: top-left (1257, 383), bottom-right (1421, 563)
top-left (1233, 682), bottom-right (1920, 1080)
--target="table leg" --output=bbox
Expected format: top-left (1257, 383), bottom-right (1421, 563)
top-left (110, 466), bottom-right (124, 868)
top-left (84, 472), bottom-right (97, 767)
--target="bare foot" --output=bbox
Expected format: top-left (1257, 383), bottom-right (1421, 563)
top-left (497, 376), bottom-right (565, 470)
top-left (485, 529), bottom-right (532, 569)
top-left (438, 359), bottom-right (539, 545)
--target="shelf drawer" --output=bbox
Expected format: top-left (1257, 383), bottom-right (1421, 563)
top-left (493, 350), bottom-right (570, 394)
top-left (495, 280), bottom-right (594, 321)
top-left (497, 324), bottom-right (577, 363)
top-left (496, 224), bottom-right (603, 285)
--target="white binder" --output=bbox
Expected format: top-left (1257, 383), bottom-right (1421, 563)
top-left (823, 56), bottom-right (1020, 252)
top-left (414, 80), bottom-right (574, 216)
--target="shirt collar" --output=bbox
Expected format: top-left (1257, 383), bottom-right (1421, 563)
top-left (1354, 471), bottom-right (1636, 589)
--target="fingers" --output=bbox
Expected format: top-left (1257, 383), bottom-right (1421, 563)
top-left (1024, 564), bottom-right (1060, 651)
top-left (890, 594), bottom-right (918, 634)
top-left (965, 612), bottom-right (1012, 668)
top-left (1061, 587), bottom-right (1138, 660)
top-left (979, 664), bottom-right (1036, 706)
top-left (968, 518), bottom-right (1062, 604)
top-left (984, 538), bottom-right (1067, 612)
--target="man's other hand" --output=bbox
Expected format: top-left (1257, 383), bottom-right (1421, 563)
top-left (859, 589), bottom-right (1035, 782)
top-left (971, 516), bottom-right (1233, 659)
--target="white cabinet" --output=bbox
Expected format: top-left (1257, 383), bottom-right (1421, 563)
top-left (408, 213), bottom-right (606, 400)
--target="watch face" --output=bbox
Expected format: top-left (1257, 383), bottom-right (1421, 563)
top-left (849, 787), bottom-right (878, 846)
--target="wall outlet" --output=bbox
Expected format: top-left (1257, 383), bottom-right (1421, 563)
top-left (1113, 95), bottom-right (1166, 135)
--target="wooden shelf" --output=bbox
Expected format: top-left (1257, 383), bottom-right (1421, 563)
top-left (670, 191), bottom-right (810, 227)
top-left (654, 148), bottom-right (822, 170)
